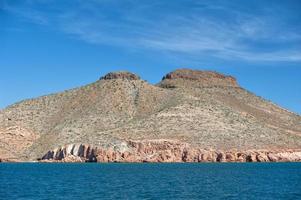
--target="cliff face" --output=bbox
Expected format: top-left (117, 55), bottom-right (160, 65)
top-left (160, 69), bottom-right (239, 88)
top-left (41, 140), bottom-right (301, 163)
top-left (0, 69), bottom-right (301, 162)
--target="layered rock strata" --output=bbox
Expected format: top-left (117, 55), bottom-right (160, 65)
top-left (40, 140), bottom-right (301, 163)
top-left (1, 69), bottom-right (301, 162)
top-left (160, 69), bottom-right (239, 88)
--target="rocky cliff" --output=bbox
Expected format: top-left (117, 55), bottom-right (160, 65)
top-left (160, 69), bottom-right (239, 88)
top-left (1, 69), bottom-right (301, 162)
top-left (40, 140), bottom-right (301, 163)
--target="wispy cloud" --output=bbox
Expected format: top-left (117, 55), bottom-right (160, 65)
top-left (2, 0), bottom-right (301, 62)
top-left (2, 2), bottom-right (48, 25)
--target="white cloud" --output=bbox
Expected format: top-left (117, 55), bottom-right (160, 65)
top-left (3, 0), bottom-right (301, 62)
top-left (2, 3), bottom-right (49, 25)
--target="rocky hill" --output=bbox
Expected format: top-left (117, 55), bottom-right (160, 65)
top-left (1, 69), bottom-right (301, 162)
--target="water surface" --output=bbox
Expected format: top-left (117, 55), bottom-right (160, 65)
top-left (1, 163), bottom-right (300, 199)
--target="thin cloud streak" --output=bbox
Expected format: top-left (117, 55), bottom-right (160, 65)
top-left (2, 3), bottom-right (49, 25)
top-left (3, 0), bottom-right (301, 62)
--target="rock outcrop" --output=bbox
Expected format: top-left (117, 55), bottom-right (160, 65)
top-left (160, 69), bottom-right (239, 88)
top-left (100, 71), bottom-right (141, 80)
top-left (1, 69), bottom-right (301, 162)
top-left (0, 126), bottom-right (38, 161)
top-left (40, 140), bottom-right (301, 163)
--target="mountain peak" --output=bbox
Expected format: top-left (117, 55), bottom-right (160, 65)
top-left (160, 69), bottom-right (239, 87)
top-left (1, 68), bottom-right (301, 162)
top-left (100, 71), bottom-right (141, 81)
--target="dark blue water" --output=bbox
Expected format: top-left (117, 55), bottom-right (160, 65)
top-left (1, 163), bottom-right (301, 200)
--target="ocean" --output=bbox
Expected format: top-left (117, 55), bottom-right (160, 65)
top-left (0, 163), bottom-right (300, 200)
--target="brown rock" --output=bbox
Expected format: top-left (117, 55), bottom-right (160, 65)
top-left (225, 152), bottom-right (236, 162)
top-left (246, 152), bottom-right (258, 162)
top-left (236, 153), bottom-right (247, 162)
top-left (216, 152), bottom-right (226, 162)
top-left (39, 141), bottom-right (301, 163)
top-left (100, 71), bottom-right (140, 81)
top-left (161, 69), bottom-right (238, 87)
top-left (62, 155), bottom-right (84, 163)
top-left (256, 152), bottom-right (269, 162)
top-left (267, 153), bottom-right (278, 162)
top-left (1, 69), bottom-right (301, 162)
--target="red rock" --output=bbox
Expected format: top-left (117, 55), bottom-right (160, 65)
top-left (225, 153), bottom-right (236, 162)
top-left (267, 153), bottom-right (278, 162)
top-left (39, 141), bottom-right (301, 163)
top-left (216, 152), bottom-right (226, 162)
top-left (246, 152), bottom-right (258, 162)
top-left (161, 69), bottom-right (239, 87)
top-left (256, 152), bottom-right (269, 162)
top-left (236, 153), bottom-right (247, 162)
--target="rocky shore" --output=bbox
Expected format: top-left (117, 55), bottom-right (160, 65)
top-left (39, 140), bottom-right (301, 163)
top-left (1, 69), bottom-right (301, 162)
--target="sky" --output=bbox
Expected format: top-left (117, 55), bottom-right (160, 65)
top-left (0, 0), bottom-right (301, 114)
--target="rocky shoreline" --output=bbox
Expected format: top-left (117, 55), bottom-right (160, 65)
top-left (1, 70), bottom-right (301, 163)
top-left (38, 140), bottom-right (301, 163)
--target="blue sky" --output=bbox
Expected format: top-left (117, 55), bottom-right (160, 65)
top-left (0, 0), bottom-right (301, 114)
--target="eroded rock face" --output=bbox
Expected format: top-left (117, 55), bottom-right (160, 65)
top-left (40, 140), bottom-right (301, 163)
top-left (2, 68), bottom-right (301, 162)
top-left (100, 71), bottom-right (141, 81)
top-left (41, 144), bottom-right (97, 162)
top-left (160, 69), bottom-right (239, 88)
top-left (0, 126), bottom-right (39, 161)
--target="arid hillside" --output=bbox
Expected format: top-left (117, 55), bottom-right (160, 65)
top-left (1, 69), bottom-right (301, 162)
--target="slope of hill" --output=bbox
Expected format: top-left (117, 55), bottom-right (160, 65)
top-left (1, 69), bottom-right (300, 162)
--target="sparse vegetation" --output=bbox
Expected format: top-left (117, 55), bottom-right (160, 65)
top-left (0, 69), bottom-right (301, 161)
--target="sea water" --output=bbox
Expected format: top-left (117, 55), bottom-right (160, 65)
top-left (0, 163), bottom-right (300, 200)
